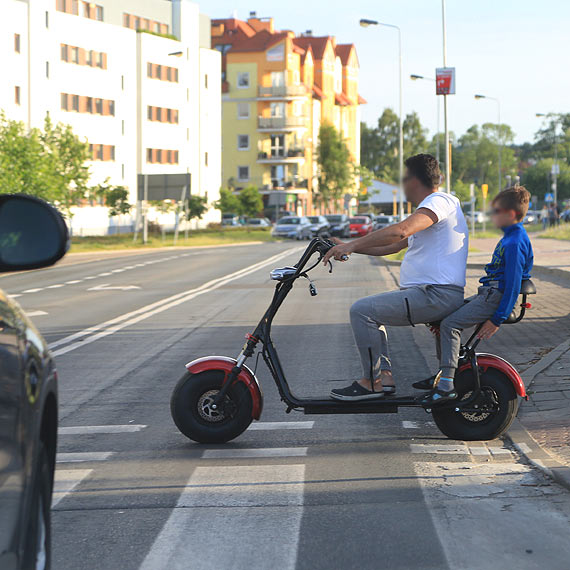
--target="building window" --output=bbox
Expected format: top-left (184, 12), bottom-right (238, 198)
top-left (123, 12), bottom-right (168, 34)
top-left (237, 102), bottom-right (250, 119)
top-left (14, 33), bottom-right (21, 53)
top-left (147, 105), bottom-right (179, 124)
top-left (71, 46), bottom-right (79, 63)
top-left (45, 11), bottom-right (49, 28)
top-left (72, 94), bottom-right (79, 111)
top-left (61, 44), bottom-right (68, 61)
top-left (61, 44), bottom-right (107, 69)
top-left (204, 74), bottom-right (208, 89)
top-left (237, 135), bottom-right (249, 151)
top-left (237, 72), bottom-right (250, 89)
top-left (15, 86), bottom-right (21, 105)
top-left (46, 61), bottom-right (50, 78)
top-left (204, 152), bottom-right (208, 166)
top-left (147, 63), bottom-right (179, 83)
top-left (96, 5), bottom-right (103, 21)
top-left (61, 93), bottom-right (115, 115)
top-left (61, 93), bottom-right (68, 110)
top-left (146, 148), bottom-right (179, 164)
top-left (89, 144), bottom-right (115, 162)
top-left (238, 166), bottom-right (249, 181)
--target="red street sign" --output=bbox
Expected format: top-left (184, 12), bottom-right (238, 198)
top-left (436, 67), bottom-right (456, 95)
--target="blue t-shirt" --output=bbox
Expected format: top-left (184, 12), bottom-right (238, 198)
top-left (479, 223), bottom-right (533, 326)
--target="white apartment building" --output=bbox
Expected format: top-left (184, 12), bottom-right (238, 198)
top-left (1, 0), bottom-right (221, 234)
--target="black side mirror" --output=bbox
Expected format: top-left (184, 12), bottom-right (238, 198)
top-left (0, 194), bottom-right (69, 272)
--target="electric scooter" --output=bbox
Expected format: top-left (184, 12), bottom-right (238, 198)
top-left (170, 237), bottom-right (536, 443)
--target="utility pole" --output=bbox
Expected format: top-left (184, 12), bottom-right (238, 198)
top-left (442, 0), bottom-right (451, 194)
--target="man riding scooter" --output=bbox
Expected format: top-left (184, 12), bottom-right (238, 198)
top-left (323, 153), bottom-right (469, 401)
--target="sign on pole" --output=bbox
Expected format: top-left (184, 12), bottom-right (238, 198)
top-left (435, 67), bottom-right (456, 95)
top-left (481, 183), bottom-right (489, 199)
top-left (481, 184), bottom-right (489, 232)
top-left (544, 192), bottom-right (554, 203)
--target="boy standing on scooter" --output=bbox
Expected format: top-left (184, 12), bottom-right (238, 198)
top-left (420, 185), bottom-right (534, 406)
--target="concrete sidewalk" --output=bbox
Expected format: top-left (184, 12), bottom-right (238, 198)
top-left (469, 234), bottom-right (570, 275)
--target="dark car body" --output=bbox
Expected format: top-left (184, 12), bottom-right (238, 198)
top-left (307, 215), bottom-right (331, 237)
top-left (324, 214), bottom-right (350, 238)
top-left (0, 296), bottom-right (58, 570)
top-left (373, 215), bottom-right (395, 230)
top-left (349, 216), bottom-right (373, 237)
top-left (0, 194), bottom-right (69, 570)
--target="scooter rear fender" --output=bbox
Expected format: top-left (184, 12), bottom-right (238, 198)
top-left (459, 353), bottom-right (527, 399)
top-left (185, 356), bottom-right (263, 419)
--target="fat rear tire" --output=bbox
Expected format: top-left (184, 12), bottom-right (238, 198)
top-left (170, 370), bottom-right (253, 443)
top-left (432, 367), bottom-right (518, 441)
top-left (23, 441), bottom-right (52, 570)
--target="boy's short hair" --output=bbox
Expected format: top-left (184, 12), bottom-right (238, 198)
top-left (493, 185), bottom-right (530, 221)
top-left (404, 154), bottom-right (441, 189)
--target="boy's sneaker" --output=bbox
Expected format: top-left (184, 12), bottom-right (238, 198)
top-left (412, 374), bottom-right (437, 390)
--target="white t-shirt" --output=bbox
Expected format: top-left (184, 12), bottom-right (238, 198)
top-left (399, 192), bottom-right (468, 288)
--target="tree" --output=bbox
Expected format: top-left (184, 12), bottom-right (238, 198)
top-left (316, 123), bottom-right (353, 205)
top-left (452, 123), bottom-right (517, 197)
top-left (0, 114), bottom-right (90, 215)
top-left (185, 194), bottom-right (208, 222)
top-left (237, 185), bottom-right (263, 218)
top-left (522, 158), bottom-right (570, 203)
top-left (360, 109), bottom-right (429, 183)
top-left (215, 187), bottom-right (240, 214)
top-left (93, 180), bottom-right (131, 217)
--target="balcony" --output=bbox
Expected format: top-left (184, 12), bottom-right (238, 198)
top-left (257, 116), bottom-right (308, 131)
top-left (258, 85), bottom-right (307, 98)
top-left (257, 148), bottom-right (305, 164)
top-left (233, 176), bottom-right (309, 193)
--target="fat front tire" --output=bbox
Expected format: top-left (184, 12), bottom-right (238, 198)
top-left (170, 370), bottom-right (253, 443)
top-left (432, 367), bottom-right (518, 441)
top-left (23, 442), bottom-right (52, 570)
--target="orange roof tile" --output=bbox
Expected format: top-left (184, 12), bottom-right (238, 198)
top-left (292, 36), bottom-right (332, 60)
top-left (335, 92), bottom-right (352, 106)
top-left (335, 44), bottom-right (355, 65)
top-left (312, 84), bottom-right (324, 100)
top-left (358, 94), bottom-right (367, 104)
top-left (229, 29), bottom-right (289, 53)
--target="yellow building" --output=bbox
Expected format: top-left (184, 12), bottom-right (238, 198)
top-left (211, 14), bottom-right (364, 217)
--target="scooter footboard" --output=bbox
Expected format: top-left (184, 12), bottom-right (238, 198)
top-left (459, 353), bottom-right (527, 399)
top-left (185, 356), bottom-right (263, 419)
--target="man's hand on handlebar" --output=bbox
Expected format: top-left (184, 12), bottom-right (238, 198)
top-left (322, 239), bottom-right (353, 265)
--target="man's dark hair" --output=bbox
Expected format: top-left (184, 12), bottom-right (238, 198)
top-left (404, 154), bottom-right (442, 189)
top-left (493, 185), bottom-right (530, 221)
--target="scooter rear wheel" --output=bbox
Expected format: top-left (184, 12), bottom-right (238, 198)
top-left (431, 367), bottom-right (517, 441)
top-left (170, 370), bottom-right (253, 443)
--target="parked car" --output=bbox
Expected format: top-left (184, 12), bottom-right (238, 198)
top-left (523, 210), bottom-right (540, 225)
top-left (324, 214), bottom-right (350, 238)
top-left (0, 194), bottom-right (69, 570)
top-left (561, 208), bottom-right (570, 223)
top-left (373, 215), bottom-right (395, 230)
top-left (466, 211), bottom-right (489, 224)
top-left (349, 216), bottom-right (374, 237)
top-left (221, 213), bottom-right (241, 227)
top-left (271, 216), bottom-right (313, 240)
top-left (307, 216), bottom-right (331, 237)
top-left (244, 217), bottom-right (271, 228)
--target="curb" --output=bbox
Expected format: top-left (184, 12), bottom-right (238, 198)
top-left (506, 418), bottom-right (570, 491)
top-left (506, 336), bottom-right (570, 491)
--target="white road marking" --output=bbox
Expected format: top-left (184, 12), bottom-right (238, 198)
top-left (52, 469), bottom-right (93, 507)
top-left (202, 447), bottom-right (308, 459)
top-left (87, 283), bottom-right (141, 291)
top-left (467, 446), bottom-right (491, 456)
top-left (25, 310), bottom-right (48, 317)
top-left (248, 421), bottom-right (315, 431)
top-left (402, 420), bottom-right (420, 429)
top-left (59, 424), bottom-right (147, 435)
top-left (56, 452), bottom-right (115, 463)
top-left (9, 294), bottom-right (22, 298)
top-left (139, 464), bottom-right (305, 570)
top-left (98, 272), bottom-right (112, 276)
top-left (410, 443), bottom-right (468, 455)
top-left (49, 247), bottom-right (302, 357)
top-left (46, 283), bottom-right (64, 289)
top-left (65, 280), bottom-right (82, 284)
top-left (84, 275), bottom-right (97, 280)
top-left (23, 288), bottom-right (43, 293)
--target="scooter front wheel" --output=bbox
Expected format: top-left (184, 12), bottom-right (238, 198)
top-left (170, 370), bottom-right (253, 443)
top-left (431, 367), bottom-right (517, 441)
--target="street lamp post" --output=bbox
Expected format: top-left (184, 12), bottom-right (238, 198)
top-left (410, 74), bottom-right (440, 164)
top-left (360, 18), bottom-right (404, 220)
top-left (441, 0), bottom-right (451, 194)
top-left (475, 94), bottom-right (502, 191)
top-left (536, 112), bottom-right (559, 206)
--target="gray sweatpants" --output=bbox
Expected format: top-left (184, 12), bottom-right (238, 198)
top-left (439, 286), bottom-right (503, 377)
top-left (350, 284), bottom-right (464, 380)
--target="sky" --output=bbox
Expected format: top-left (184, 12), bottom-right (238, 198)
top-left (203, 0), bottom-right (570, 144)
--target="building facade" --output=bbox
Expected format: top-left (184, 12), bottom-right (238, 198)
top-left (1, 0), bottom-right (221, 234)
top-left (211, 14), bottom-right (364, 218)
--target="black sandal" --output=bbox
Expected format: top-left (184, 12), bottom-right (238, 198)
top-left (382, 385), bottom-right (396, 396)
top-left (330, 381), bottom-right (385, 401)
top-left (412, 375), bottom-right (437, 390)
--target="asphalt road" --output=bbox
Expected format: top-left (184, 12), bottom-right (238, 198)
top-left (3, 242), bottom-right (570, 570)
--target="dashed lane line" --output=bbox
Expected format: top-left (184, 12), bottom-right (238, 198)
top-left (56, 452), bottom-right (115, 463)
top-left (25, 310), bottom-right (48, 317)
top-left (49, 247), bottom-right (301, 357)
top-left (59, 424), bottom-right (147, 435)
top-left (248, 421), bottom-right (315, 431)
top-left (202, 447), bottom-right (308, 459)
top-left (52, 469), bottom-right (93, 507)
